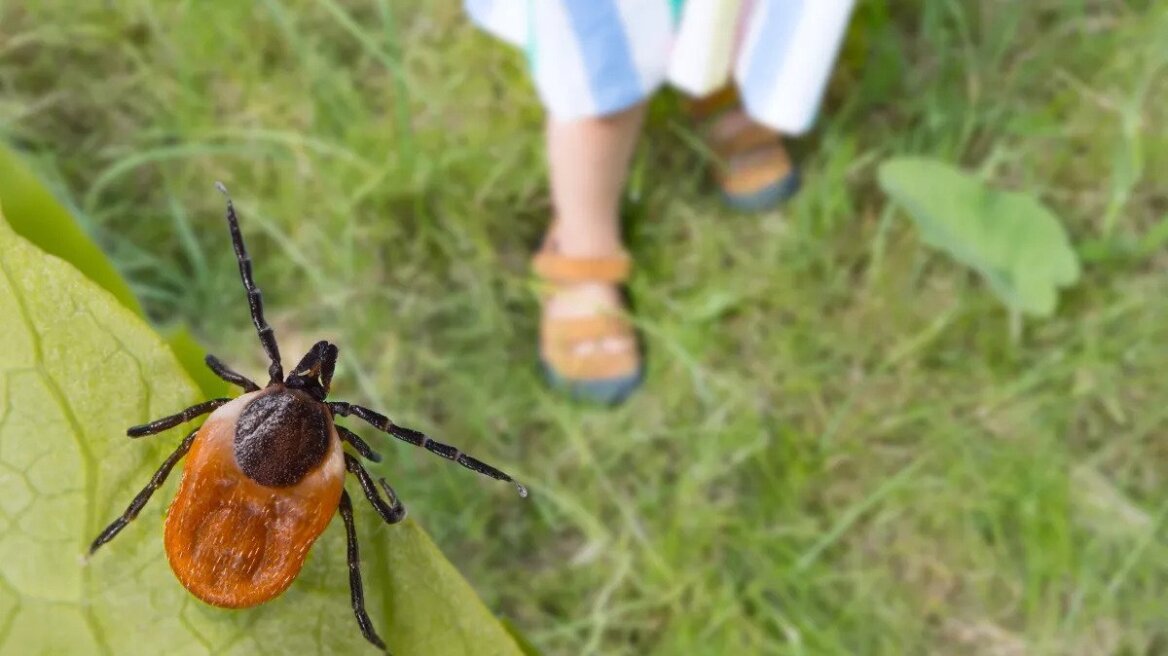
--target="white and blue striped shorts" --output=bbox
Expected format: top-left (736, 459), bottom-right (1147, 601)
top-left (466, 0), bottom-right (855, 135)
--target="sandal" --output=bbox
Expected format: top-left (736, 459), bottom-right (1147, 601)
top-left (689, 86), bottom-right (801, 212)
top-left (532, 236), bottom-right (643, 405)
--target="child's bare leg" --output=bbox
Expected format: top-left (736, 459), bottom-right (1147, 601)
top-left (543, 103), bottom-right (646, 356)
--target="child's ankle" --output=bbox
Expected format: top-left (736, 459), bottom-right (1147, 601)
top-left (549, 218), bottom-right (623, 259)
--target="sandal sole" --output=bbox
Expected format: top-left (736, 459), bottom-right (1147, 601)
top-left (722, 168), bottom-right (801, 213)
top-left (540, 360), bottom-right (644, 406)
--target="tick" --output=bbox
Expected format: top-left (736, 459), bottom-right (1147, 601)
top-left (89, 183), bottom-right (527, 651)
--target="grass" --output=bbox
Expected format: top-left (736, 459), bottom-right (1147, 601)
top-left (3, 0), bottom-right (1167, 653)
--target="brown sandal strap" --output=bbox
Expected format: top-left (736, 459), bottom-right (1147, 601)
top-left (687, 85), bottom-right (740, 121)
top-left (533, 226), bottom-right (640, 381)
top-left (544, 347), bottom-right (639, 380)
top-left (533, 251), bottom-right (631, 285)
top-left (541, 315), bottom-right (638, 380)
top-left (688, 87), bottom-right (785, 167)
top-left (719, 146), bottom-right (793, 195)
top-left (543, 315), bottom-right (632, 344)
top-left (708, 120), bottom-right (781, 161)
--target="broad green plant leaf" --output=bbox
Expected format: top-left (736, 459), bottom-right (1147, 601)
top-left (0, 143), bottom-right (226, 398)
top-left (500, 618), bottom-right (545, 656)
top-left (164, 328), bottom-right (233, 401)
top-left (878, 157), bottom-right (1080, 317)
top-left (0, 211), bottom-right (524, 654)
top-left (0, 144), bottom-right (142, 314)
top-left (380, 521), bottom-right (531, 655)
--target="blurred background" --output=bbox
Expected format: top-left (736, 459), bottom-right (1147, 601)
top-left (2, 1), bottom-right (1166, 654)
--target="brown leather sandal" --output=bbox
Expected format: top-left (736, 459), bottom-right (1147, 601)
top-left (532, 242), bottom-right (643, 404)
top-left (690, 85), bottom-right (801, 211)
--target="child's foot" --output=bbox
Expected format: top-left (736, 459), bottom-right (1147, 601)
top-left (533, 228), bottom-right (643, 404)
top-left (690, 88), bottom-right (801, 211)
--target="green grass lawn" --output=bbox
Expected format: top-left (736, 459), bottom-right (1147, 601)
top-left (3, 1), bottom-right (1167, 654)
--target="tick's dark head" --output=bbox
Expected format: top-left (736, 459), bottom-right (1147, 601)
top-left (284, 340), bottom-right (339, 401)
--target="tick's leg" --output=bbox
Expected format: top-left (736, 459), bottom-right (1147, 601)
top-left (89, 428), bottom-right (198, 554)
top-left (344, 454), bottom-right (405, 524)
top-left (215, 182), bottom-right (283, 385)
top-left (338, 426), bottom-right (382, 462)
top-left (204, 354), bottom-right (260, 392)
top-left (330, 402), bottom-right (527, 497)
top-left (339, 490), bottom-right (388, 651)
top-left (127, 398), bottom-right (231, 438)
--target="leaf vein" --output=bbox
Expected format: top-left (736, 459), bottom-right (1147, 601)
top-left (0, 257), bottom-right (112, 656)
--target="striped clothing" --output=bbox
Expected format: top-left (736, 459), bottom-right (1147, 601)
top-left (466, 0), bottom-right (855, 135)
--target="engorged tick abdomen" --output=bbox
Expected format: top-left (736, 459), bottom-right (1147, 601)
top-left (234, 387), bottom-right (331, 487)
top-left (163, 391), bottom-right (345, 608)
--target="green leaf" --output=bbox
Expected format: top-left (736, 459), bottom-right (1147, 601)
top-left (377, 520), bottom-right (527, 656)
top-left (0, 143), bottom-right (227, 398)
top-left (878, 157), bottom-right (1080, 317)
top-left (500, 618), bottom-right (545, 656)
top-left (162, 327), bottom-right (232, 400)
top-left (0, 211), bottom-right (524, 655)
top-left (0, 143), bottom-right (143, 315)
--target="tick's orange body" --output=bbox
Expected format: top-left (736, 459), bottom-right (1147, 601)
top-left (163, 391), bottom-right (345, 608)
